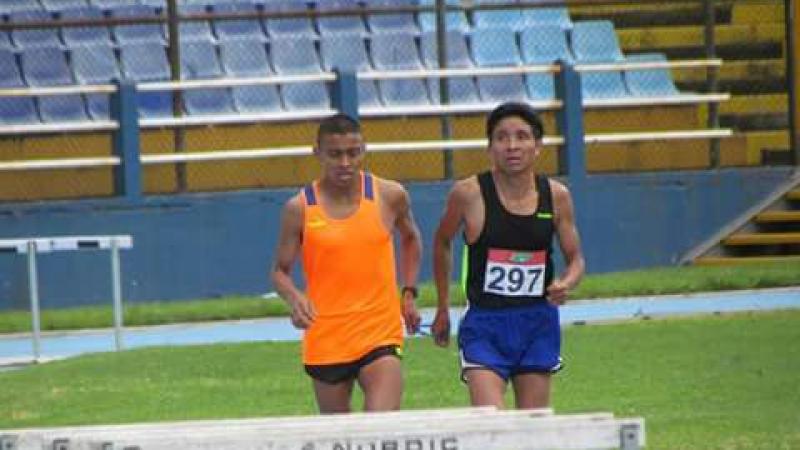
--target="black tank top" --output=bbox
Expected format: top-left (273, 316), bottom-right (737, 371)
top-left (465, 171), bottom-right (555, 308)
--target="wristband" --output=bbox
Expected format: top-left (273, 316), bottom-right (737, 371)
top-left (401, 286), bottom-right (418, 299)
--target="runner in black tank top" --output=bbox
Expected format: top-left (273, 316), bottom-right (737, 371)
top-left (431, 102), bottom-right (585, 410)
top-left (466, 171), bottom-right (555, 309)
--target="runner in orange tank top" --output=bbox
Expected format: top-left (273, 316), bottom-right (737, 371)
top-left (271, 114), bottom-right (422, 414)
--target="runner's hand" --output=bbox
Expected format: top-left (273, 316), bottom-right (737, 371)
top-left (290, 296), bottom-right (316, 329)
top-left (547, 279), bottom-right (570, 305)
top-left (402, 294), bottom-right (421, 335)
top-left (431, 308), bottom-right (450, 347)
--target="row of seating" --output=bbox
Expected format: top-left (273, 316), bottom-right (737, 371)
top-left (0, 21), bottom-right (680, 124)
top-left (1, 1), bottom-right (572, 49)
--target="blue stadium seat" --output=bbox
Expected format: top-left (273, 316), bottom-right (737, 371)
top-left (270, 36), bottom-right (330, 110)
top-left (219, 39), bottom-right (283, 112)
top-left (70, 43), bottom-right (120, 119)
top-left (471, 27), bottom-right (527, 103)
top-left (363, 0), bottom-right (418, 35)
top-left (21, 46), bottom-right (88, 122)
top-left (110, 5), bottom-right (166, 44)
top-left (519, 25), bottom-right (572, 100)
top-left (89, 0), bottom-right (139, 10)
top-left (263, 0), bottom-right (317, 39)
top-left (118, 41), bottom-right (173, 118)
top-left (180, 40), bottom-right (235, 115)
top-left (420, 30), bottom-right (479, 105)
top-left (10, 10), bottom-right (63, 49)
top-left (521, 7), bottom-right (572, 30)
top-left (179, 4), bottom-right (215, 43)
top-left (570, 20), bottom-right (623, 63)
top-left (139, 0), bottom-right (166, 7)
top-left (212, 2), bottom-right (267, 42)
top-left (624, 53), bottom-right (680, 97)
top-left (472, 0), bottom-right (524, 32)
top-left (0, 48), bottom-right (39, 124)
top-left (319, 33), bottom-right (380, 108)
top-left (41, 0), bottom-right (89, 12)
top-left (0, 0), bottom-right (43, 15)
top-left (370, 32), bottom-right (431, 106)
top-left (571, 21), bottom-right (628, 99)
top-left (60, 6), bottom-right (112, 47)
top-left (0, 31), bottom-right (13, 49)
top-left (418, 0), bottom-right (470, 33)
top-left (316, 0), bottom-right (367, 36)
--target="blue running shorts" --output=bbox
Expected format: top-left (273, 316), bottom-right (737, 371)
top-left (458, 301), bottom-right (563, 381)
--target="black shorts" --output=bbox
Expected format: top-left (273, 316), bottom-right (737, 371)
top-left (304, 345), bottom-right (401, 385)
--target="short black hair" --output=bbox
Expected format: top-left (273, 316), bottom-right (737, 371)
top-left (486, 102), bottom-right (544, 141)
top-left (317, 113), bottom-right (361, 144)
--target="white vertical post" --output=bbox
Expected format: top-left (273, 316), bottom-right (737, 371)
top-left (26, 240), bottom-right (41, 361)
top-left (110, 240), bottom-right (124, 351)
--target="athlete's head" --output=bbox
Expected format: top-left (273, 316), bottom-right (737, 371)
top-left (485, 102), bottom-right (544, 173)
top-left (486, 102), bottom-right (544, 142)
top-left (314, 113), bottom-right (365, 185)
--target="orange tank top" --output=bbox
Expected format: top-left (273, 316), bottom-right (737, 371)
top-left (301, 171), bottom-right (403, 365)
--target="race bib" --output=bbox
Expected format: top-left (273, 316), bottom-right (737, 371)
top-left (483, 248), bottom-right (546, 297)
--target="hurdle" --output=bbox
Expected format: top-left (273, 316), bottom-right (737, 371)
top-left (0, 407), bottom-right (645, 450)
top-left (0, 235), bottom-right (133, 362)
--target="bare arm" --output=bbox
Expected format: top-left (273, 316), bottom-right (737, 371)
top-left (546, 181), bottom-right (585, 304)
top-left (387, 181), bottom-right (423, 334)
top-left (431, 179), bottom-right (473, 346)
top-left (270, 195), bottom-right (315, 328)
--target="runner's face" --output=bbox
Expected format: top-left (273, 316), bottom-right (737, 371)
top-left (488, 116), bottom-right (541, 174)
top-left (315, 132), bottom-right (365, 186)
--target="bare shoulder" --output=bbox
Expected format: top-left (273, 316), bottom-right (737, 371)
top-left (450, 175), bottom-right (481, 204)
top-left (548, 178), bottom-right (572, 199)
top-left (376, 177), bottom-right (410, 208)
top-left (281, 192), bottom-right (305, 222)
top-left (547, 178), bottom-right (574, 217)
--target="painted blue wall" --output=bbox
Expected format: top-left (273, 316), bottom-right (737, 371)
top-left (0, 167), bottom-right (792, 310)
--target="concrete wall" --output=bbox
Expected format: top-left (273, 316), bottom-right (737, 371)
top-left (0, 167), bottom-right (792, 310)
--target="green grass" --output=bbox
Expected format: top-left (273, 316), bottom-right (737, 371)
top-left (1, 262), bottom-right (798, 334)
top-left (1, 310), bottom-right (799, 449)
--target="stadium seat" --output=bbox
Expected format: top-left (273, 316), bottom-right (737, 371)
top-left (420, 31), bottom-right (480, 105)
top-left (180, 40), bottom-right (235, 115)
top-left (21, 46), bottom-right (88, 122)
top-left (118, 41), bottom-right (173, 118)
top-left (70, 43), bottom-right (120, 119)
top-left (0, 0), bottom-right (43, 14)
top-left (570, 20), bottom-right (624, 63)
top-left (178, 3), bottom-right (215, 43)
top-left (624, 52), bottom-right (681, 97)
top-left (89, 0), bottom-right (141, 10)
top-left (0, 48), bottom-right (39, 124)
top-left (319, 33), bottom-right (380, 107)
top-left (363, 0), bottom-right (418, 35)
top-left (370, 32), bottom-right (431, 106)
top-left (472, 0), bottom-right (524, 32)
top-left (212, 2), bottom-right (267, 42)
top-left (41, 0), bottom-right (89, 12)
top-left (109, 5), bottom-right (166, 44)
top-left (219, 39), bottom-right (283, 112)
top-left (270, 36), bottom-right (330, 110)
top-left (471, 27), bottom-right (527, 103)
top-left (519, 25), bottom-right (572, 100)
top-left (262, 0), bottom-right (317, 39)
top-left (0, 31), bottom-right (13, 49)
top-left (417, 0), bottom-right (470, 33)
top-left (521, 7), bottom-right (572, 30)
top-left (60, 6), bottom-right (113, 47)
top-left (571, 20), bottom-right (628, 99)
top-left (139, 0), bottom-right (166, 7)
top-left (316, 0), bottom-right (367, 36)
top-left (10, 10), bottom-right (63, 49)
